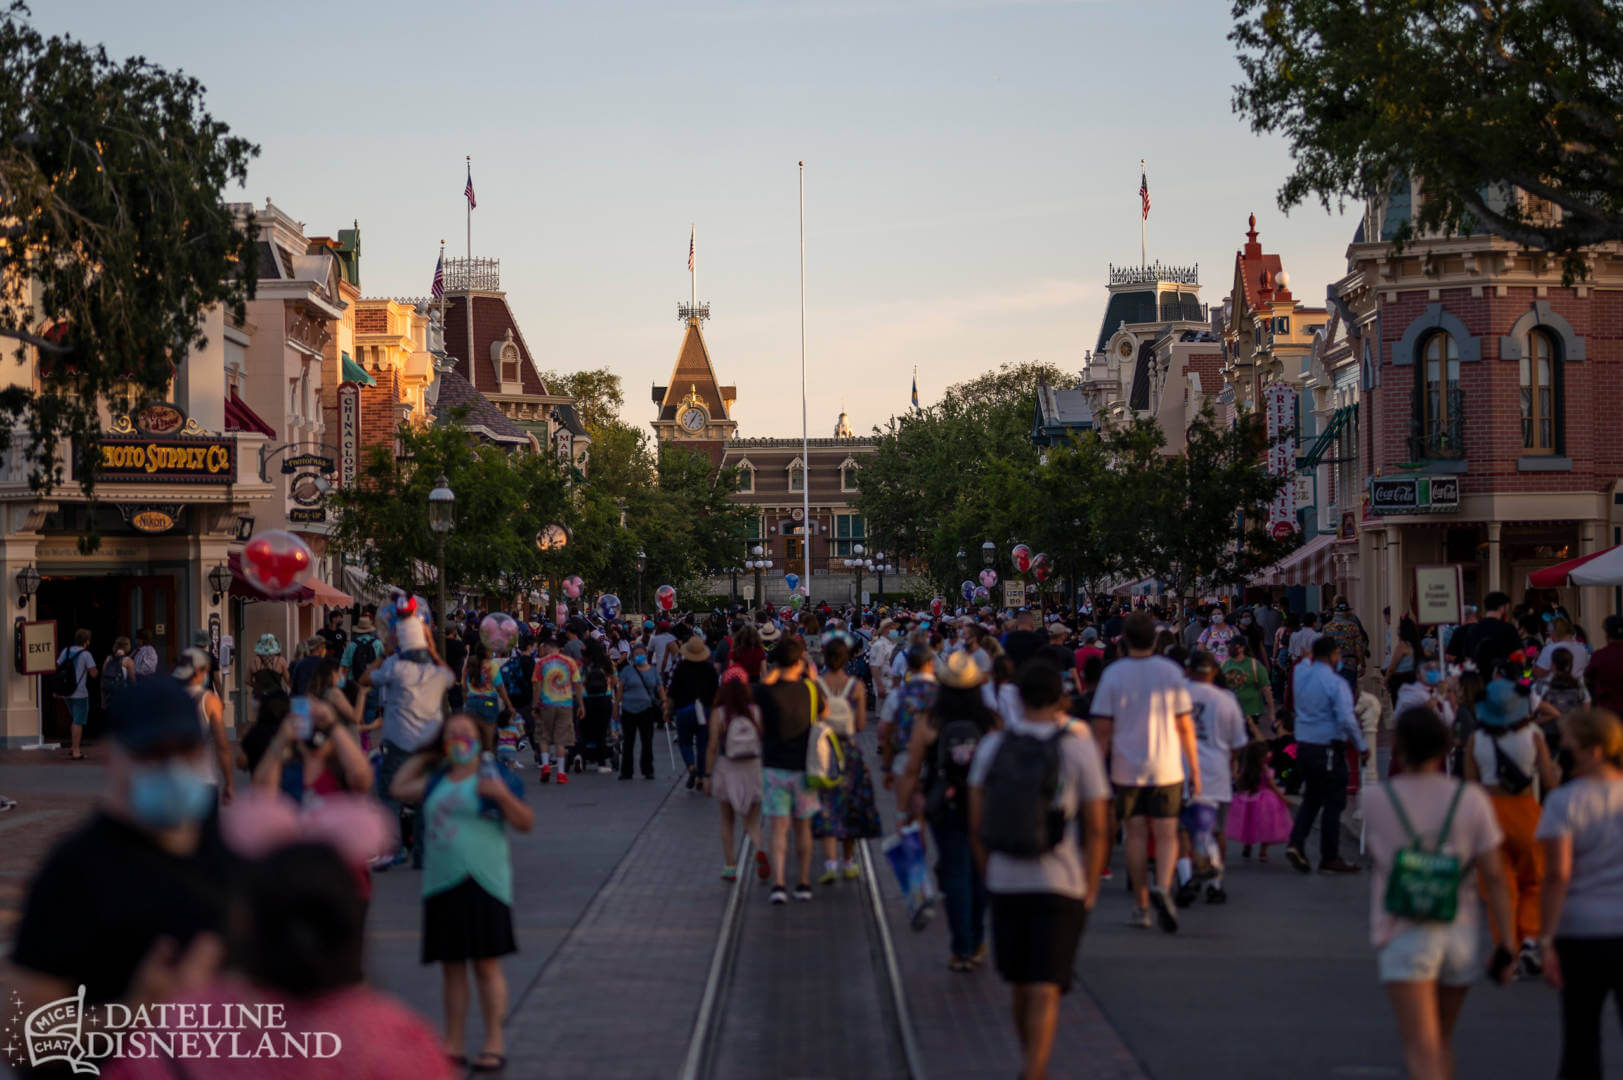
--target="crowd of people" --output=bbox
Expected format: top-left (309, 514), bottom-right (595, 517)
top-left (11, 584), bottom-right (1623, 1080)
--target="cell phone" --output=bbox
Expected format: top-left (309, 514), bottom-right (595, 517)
top-left (291, 696), bottom-right (312, 741)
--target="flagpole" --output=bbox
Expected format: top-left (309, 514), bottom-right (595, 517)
top-left (798, 161), bottom-right (811, 599)
top-left (691, 224), bottom-right (696, 316)
top-left (1140, 158), bottom-right (1146, 270)
top-left (466, 155), bottom-right (472, 265)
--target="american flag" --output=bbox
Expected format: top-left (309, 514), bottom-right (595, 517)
top-left (688, 226), bottom-right (695, 272)
top-left (430, 251), bottom-right (444, 299)
top-left (1140, 168), bottom-right (1150, 221)
top-left (911, 368), bottom-right (920, 413)
top-left (464, 166), bottom-right (476, 210)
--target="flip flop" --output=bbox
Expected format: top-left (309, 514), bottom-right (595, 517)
top-left (471, 1052), bottom-right (507, 1073)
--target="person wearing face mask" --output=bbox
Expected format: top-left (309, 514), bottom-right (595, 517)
top-left (11, 677), bottom-right (241, 1062)
top-left (617, 644), bottom-right (666, 779)
top-left (1392, 659), bottom-right (1458, 752)
top-left (391, 713), bottom-right (532, 1072)
top-left (1197, 608), bottom-right (1239, 655)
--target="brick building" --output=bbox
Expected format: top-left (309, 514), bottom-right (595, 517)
top-left (1333, 182), bottom-right (1623, 653)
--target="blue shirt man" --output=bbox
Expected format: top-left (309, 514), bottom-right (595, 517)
top-left (1292, 654), bottom-right (1368, 751)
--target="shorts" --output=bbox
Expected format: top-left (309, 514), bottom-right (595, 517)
top-left (67, 698), bottom-right (90, 726)
top-left (1377, 919), bottom-right (1480, 986)
top-left (1115, 782), bottom-right (1183, 820)
top-left (762, 767), bottom-right (819, 819)
top-left (991, 892), bottom-right (1088, 991)
top-left (536, 704), bottom-right (575, 748)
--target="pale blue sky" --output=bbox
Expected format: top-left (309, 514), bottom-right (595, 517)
top-left (39, 0), bottom-right (1354, 436)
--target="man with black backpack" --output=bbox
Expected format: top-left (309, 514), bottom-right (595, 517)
top-left (53, 628), bottom-right (99, 760)
top-left (968, 660), bottom-right (1109, 1080)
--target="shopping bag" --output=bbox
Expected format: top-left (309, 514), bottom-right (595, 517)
top-left (882, 824), bottom-right (937, 930)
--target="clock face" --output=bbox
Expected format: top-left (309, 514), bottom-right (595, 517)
top-left (1118, 340), bottom-right (1133, 359)
top-left (680, 406), bottom-right (706, 432)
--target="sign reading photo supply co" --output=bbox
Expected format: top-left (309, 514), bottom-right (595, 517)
top-left (1370, 474), bottom-right (1460, 515)
top-left (73, 436), bottom-right (235, 482)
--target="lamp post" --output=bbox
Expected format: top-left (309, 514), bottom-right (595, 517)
top-left (635, 550), bottom-right (646, 615)
top-left (427, 474), bottom-right (455, 654)
top-left (207, 563), bottom-right (233, 607)
top-left (843, 543), bottom-right (870, 607)
top-left (956, 550), bottom-right (968, 574)
top-left (981, 540), bottom-right (996, 568)
top-left (873, 552), bottom-right (891, 604)
top-left (748, 544), bottom-right (765, 608)
top-left (15, 565), bottom-right (40, 610)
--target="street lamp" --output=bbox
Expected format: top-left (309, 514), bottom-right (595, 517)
top-left (635, 550), bottom-right (646, 614)
top-left (15, 565), bottom-right (40, 609)
top-left (873, 552), bottom-right (891, 603)
top-left (981, 540), bottom-right (996, 567)
top-left (207, 563), bottom-right (233, 606)
top-left (428, 474), bottom-right (455, 653)
top-left (956, 550), bottom-right (968, 573)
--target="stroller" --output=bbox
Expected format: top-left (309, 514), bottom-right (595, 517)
top-left (570, 700), bottom-right (622, 774)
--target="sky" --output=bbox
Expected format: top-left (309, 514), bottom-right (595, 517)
top-left (37, 0), bottom-right (1356, 438)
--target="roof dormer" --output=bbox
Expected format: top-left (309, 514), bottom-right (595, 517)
top-left (490, 329), bottom-right (522, 395)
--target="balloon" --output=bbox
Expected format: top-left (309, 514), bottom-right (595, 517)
top-left (241, 530), bottom-right (313, 597)
top-left (563, 575), bottom-right (584, 600)
top-left (785, 572), bottom-right (800, 592)
top-left (972, 585), bottom-right (990, 604)
top-left (1032, 554), bottom-right (1052, 583)
top-left (656, 584), bottom-right (677, 612)
top-left (480, 613), bottom-right (519, 656)
top-left (598, 594), bottom-right (622, 620)
top-left (930, 597), bottom-right (944, 617)
top-left (788, 593), bottom-right (804, 610)
top-left (960, 580), bottom-right (975, 600)
top-left (554, 602), bottom-right (569, 626)
top-left (979, 568), bottom-right (998, 589)
top-left (1011, 544), bottom-right (1033, 573)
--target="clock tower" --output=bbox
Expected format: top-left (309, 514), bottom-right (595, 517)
top-left (651, 306), bottom-right (737, 457)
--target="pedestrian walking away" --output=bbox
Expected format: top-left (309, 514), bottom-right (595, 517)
top-left (703, 664), bottom-right (769, 883)
top-left (1286, 635), bottom-right (1369, 876)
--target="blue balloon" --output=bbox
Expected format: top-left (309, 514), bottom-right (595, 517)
top-left (598, 593), bottom-right (622, 620)
top-left (785, 572), bottom-right (800, 592)
top-left (960, 580), bottom-right (975, 600)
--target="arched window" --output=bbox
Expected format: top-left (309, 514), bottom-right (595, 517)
top-left (1420, 332), bottom-right (1460, 456)
top-left (1521, 330), bottom-right (1555, 453)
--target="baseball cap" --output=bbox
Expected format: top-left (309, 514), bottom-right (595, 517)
top-left (110, 677), bottom-right (205, 756)
top-left (1082, 627), bottom-right (1098, 642)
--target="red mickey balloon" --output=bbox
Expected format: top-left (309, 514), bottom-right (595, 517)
top-left (241, 530), bottom-right (314, 597)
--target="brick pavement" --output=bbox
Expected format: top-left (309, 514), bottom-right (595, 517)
top-left (500, 775), bottom-right (733, 1079)
top-left (710, 856), bottom-right (908, 1080)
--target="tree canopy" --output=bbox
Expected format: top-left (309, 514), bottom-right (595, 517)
top-left (1231, 0), bottom-right (1623, 275)
top-left (0, 2), bottom-right (257, 494)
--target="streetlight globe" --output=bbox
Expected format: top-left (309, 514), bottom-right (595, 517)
top-left (853, 543), bottom-right (864, 557)
top-left (428, 474), bottom-right (456, 535)
top-left (981, 540), bottom-right (996, 566)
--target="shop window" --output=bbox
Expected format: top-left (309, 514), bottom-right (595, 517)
top-left (1521, 330), bottom-right (1556, 453)
top-left (1415, 332), bottom-right (1461, 458)
top-left (832, 513), bottom-right (865, 556)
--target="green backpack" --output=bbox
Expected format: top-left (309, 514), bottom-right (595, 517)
top-left (1382, 780), bottom-right (1467, 923)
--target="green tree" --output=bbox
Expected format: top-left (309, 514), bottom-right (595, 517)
top-left (1231, 0), bottom-right (1623, 277)
top-left (539, 366), bottom-right (624, 434)
top-left (0, 3), bottom-right (257, 495)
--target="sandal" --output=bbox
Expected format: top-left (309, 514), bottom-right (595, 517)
top-left (67, 753), bottom-right (86, 761)
top-left (721, 865), bottom-right (738, 881)
top-left (471, 1052), bottom-right (507, 1073)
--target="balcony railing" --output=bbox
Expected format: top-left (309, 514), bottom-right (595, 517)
top-left (1408, 388), bottom-right (1465, 460)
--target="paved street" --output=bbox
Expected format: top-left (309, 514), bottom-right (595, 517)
top-left (4, 737), bottom-right (1621, 1078)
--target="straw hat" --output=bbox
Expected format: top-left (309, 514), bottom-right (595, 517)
top-left (758, 622), bottom-right (782, 645)
top-left (935, 650), bottom-right (988, 690)
top-left (680, 636), bottom-right (712, 662)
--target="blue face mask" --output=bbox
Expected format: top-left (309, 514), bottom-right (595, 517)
top-left (632, 653), bottom-right (647, 667)
top-left (129, 762), bottom-right (215, 830)
top-left (1422, 667), bottom-right (1443, 686)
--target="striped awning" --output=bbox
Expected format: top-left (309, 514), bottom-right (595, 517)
top-left (1251, 532), bottom-right (1338, 587)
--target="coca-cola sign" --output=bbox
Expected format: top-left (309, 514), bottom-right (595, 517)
top-left (1371, 474), bottom-right (1460, 515)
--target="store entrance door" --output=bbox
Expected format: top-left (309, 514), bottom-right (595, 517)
top-left (35, 574), bottom-right (178, 741)
top-left (118, 576), bottom-right (179, 669)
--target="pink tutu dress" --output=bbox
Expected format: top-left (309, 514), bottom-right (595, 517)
top-left (1227, 770), bottom-right (1292, 845)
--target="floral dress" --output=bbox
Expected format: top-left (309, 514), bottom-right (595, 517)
top-left (813, 676), bottom-right (882, 841)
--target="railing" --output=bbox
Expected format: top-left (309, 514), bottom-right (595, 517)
top-left (443, 257), bottom-right (501, 291)
top-left (1407, 388), bottom-right (1465, 460)
top-left (1108, 261), bottom-right (1199, 286)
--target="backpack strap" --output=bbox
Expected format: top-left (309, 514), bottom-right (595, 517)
top-left (1434, 780), bottom-right (1467, 852)
top-left (1381, 780), bottom-right (1422, 849)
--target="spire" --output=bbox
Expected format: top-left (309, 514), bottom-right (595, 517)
top-left (1243, 212), bottom-right (1262, 258)
top-left (834, 401), bottom-right (853, 439)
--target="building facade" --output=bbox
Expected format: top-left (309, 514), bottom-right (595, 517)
top-left (651, 312), bottom-right (917, 605)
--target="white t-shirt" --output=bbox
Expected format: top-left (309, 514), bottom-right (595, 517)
top-left (1534, 777), bottom-right (1623, 937)
top-left (650, 632), bottom-right (677, 676)
top-left (1290, 627), bottom-right (1323, 662)
top-left (1185, 681), bottom-right (1249, 803)
top-left (967, 718), bottom-right (1110, 900)
top-left (1089, 655), bottom-right (1193, 787)
top-left (1363, 774), bottom-right (1503, 948)
top-left (1537, 640), bottom-right (1588, 678)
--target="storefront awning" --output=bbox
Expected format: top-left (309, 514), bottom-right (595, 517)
top-left (224, 389), bottom-right (277, 438)
top-left (341, 351), bottom-right (376, 387)
top-left (1298, 404), bottom-right (1354, 473)
top-left (1251, 532), bottom-right (1338, 588)
top-left (302, 577), bottom-right (353, 608)
top-left (1528, 544), bottom-right (1623, 589)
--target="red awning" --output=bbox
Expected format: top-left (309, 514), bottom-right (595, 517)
top-left (225, 389), bottom-right (277, 438)
top-left (1527, 544), bottom-right (1623, 589)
